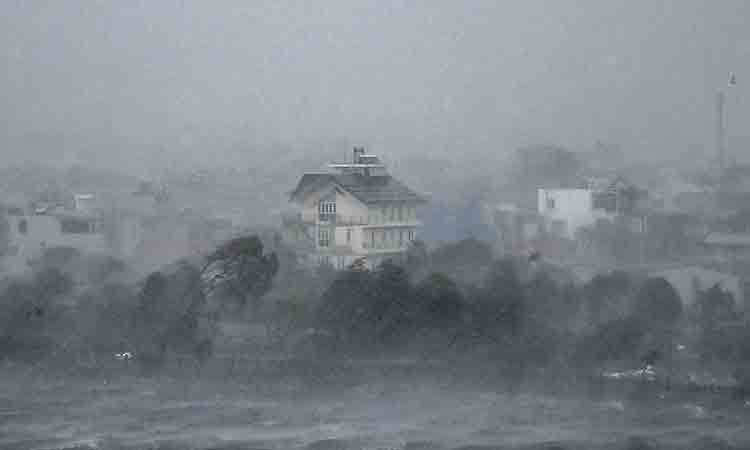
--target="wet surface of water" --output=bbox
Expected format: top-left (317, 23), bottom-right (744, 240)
top-left (3, 364), bottom-right (750, 450)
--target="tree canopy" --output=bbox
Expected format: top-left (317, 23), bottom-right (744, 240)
top-left (631, 277), bottom-right (683, 326)
top-left (204, 236), bottom-right (279, 311)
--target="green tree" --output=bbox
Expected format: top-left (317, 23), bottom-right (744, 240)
top-left (316, 267), bottom-right (376, 352)
top-left (0, 214), bottom-right (10, 257)
top-left (413, 273), bottom-right (464, 328)
top-left (76, 283), bottom-right (137, 357)
top-left (632, 277), bottom-right (683, 326)
top-left (370, 260), bottom-right (413, 346)
top-left (0, 268), bottom-right (74, 361)
top-left (204, 236), bottom-right (279, 312)
top-left (405, 239), bottom-right (429, 276)
top-left (477, 259), bottom-right (526, 339)
top-left (583, 270), bottom-right (634, 326)
top-left (574, 316), bottom-right (648, 365)
top-left (430, 237), bottom-right (493, 286)
top-left (693, 283), bottom-right (737, 330)
top-left (134, 263), bottom-right (216, 365)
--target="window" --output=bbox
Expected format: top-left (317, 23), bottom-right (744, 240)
top-left (399, 230), bottom-right (404, 246)
top-left (318, 229), bottom-right (330, 247)
top-left (346, 228), bottom-right (352, 243)
top-left (18, 219), bottom-right (28, 234)
top-left (60, 218), bottom-right (94, 234)
top-left (546, 197), bottom-right (556, 210)
top-left (319, 200), bottom-right (336, 221)
top-left (408, 230), bottom-right (415, 241)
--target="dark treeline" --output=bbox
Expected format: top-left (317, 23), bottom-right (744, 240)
top-left (1, 235), bottom-right (750, 397)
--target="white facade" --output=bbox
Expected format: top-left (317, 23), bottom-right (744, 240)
top-left (538, 188), bottom-right (609, 238)
top-left (290, 186), bottom-right (421, 269)
top-left (286, 150), bottom-right (424, 269)
top-left (2, 212), bottom-right (109, 273)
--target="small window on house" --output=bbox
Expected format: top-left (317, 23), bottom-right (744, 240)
top-left (546, 197), bottom-right (556, 210)
top-left (408, 230), bottom-right (415, 241)
top-left (18, 219), bottom-right (28, 234)
top-left (399, 230), bottom-right (404, 245)
top-left (319, 200), bottom-right (336, 220)
top-left (60, 218), bottom-right (93, 234)
top-left (346, 228), bottom-right (352, 243)
top-left (318, 229), bottom-right (330, 247)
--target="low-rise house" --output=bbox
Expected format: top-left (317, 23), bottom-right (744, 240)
top-left (284, 147), bottom-right (427, 269)
top-left (2, 206), bottom-right (109, 272)
top-left (538, 176), bottom-right (646, 239)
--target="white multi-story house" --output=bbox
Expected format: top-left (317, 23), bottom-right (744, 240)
top-left (284, 148), bottom-right (427, 269)
top-left (538, 176), bottom-right (646, 239)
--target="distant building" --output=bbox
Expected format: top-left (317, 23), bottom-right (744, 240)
top-left (284, 147), bottom-right (427, 269)
top-left (481, 202), bottom-right (542, 255)
top-left (538, 176), bottom-right (645, 239)
top-left (2, 207), bottom-right (108, 272)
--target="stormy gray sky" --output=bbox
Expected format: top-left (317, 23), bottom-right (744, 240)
top-left (2, 0), bottom-right (750, 170)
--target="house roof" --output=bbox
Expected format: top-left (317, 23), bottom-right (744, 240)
top-left (290, 173), bottom-right (426, 205)
top-left (703, 232), bottom-right (750, 247)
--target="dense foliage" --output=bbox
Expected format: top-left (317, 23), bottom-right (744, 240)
top-left (1, 234), bottom-right (749, 396)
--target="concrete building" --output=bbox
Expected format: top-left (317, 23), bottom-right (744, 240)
top-left (284, 148), bottom-right (427, 269)
top-left (538, 188), bottom-right (602, 238)
top-left (2, 206), bottom-right (109, 272)
top-left (538, 176), bottom-right (645, 239)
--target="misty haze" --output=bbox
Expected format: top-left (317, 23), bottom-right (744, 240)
top-left (3, 1), bottom-right (750, 449)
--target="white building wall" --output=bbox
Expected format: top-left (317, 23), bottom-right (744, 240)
top-left (289, 181), bottom-right (421, 269)
top-left (3, 214), bottom-right (109, 272)
top-left (334, 191), bottom-right (368, 223)
top-left (301, 187), bottom-right (368, 224)
top-left (538, 189), bottom-right (598, 238)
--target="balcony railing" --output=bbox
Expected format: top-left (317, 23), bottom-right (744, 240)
top-left (288, 211), bottom-right (420, 227)
top-left (362, 240), bottom-right (412, 250)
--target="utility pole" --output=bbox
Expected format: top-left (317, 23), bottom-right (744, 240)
top-left (717, 72), bottom-right (738, 187)
top-left (717, 90), bottom-right (726, 174)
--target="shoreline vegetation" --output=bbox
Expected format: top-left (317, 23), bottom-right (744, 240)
top-left (2, 235), bottom-right (750, 449)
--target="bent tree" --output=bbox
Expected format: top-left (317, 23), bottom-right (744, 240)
top-left (202, 235), bottom-right (279, 312)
